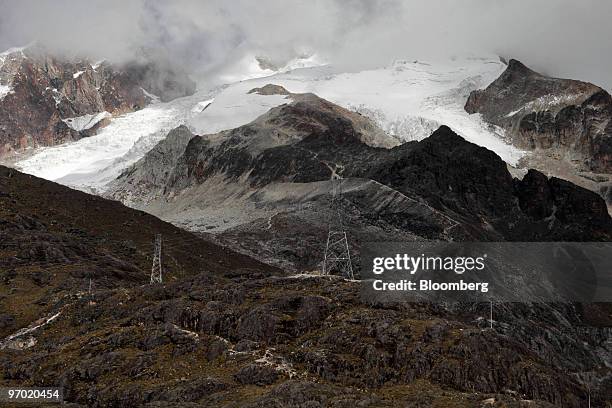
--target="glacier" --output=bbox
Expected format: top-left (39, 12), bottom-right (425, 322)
top-left (14, 55), bottom-right (525, 193)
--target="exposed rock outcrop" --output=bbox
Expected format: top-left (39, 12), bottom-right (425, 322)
top-left (465, 59), bottom-right (612, 173)
top-left (0, 45), bottom-right (195, 157)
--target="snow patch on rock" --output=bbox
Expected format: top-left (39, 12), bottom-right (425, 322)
top-left (255, 348), bottom-right (298, 378)
top-left (91, 60), bottom-right (105, 70)
top-left (62, 111), bottom-right (111, 131)
top-left (505, 93), bottom-right (587, 118)
top-left (44, 87), bottom-right (63, 107)
top-left (0, 84), bottom-right (13, 100)
top-left (0, 46), bottom-right (26, 64)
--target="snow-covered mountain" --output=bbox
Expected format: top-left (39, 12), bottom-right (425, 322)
top-left (2, 52), bottom-right (611, 408)
top-left (11, 54), bottom-right (524, 193)
top-left (103, 86), bottom-right (610, 271)
top-left (0, 44), bottom-right (195, 161)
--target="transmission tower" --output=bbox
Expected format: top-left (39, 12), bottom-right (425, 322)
top-left (322, 175), bottom-right (354, 279)
top-left (151, 234), bottom-right (163, 284)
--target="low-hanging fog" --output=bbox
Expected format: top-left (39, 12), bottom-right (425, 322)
top-left (0, 0), bottom-right (610, 88)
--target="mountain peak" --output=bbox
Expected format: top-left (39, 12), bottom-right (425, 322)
top-left (465, 56), bottom-right (610, 174)
top-left (507, 58), bottom-right (532, 72)
top-left (428, 125), bottom-right (461, 140)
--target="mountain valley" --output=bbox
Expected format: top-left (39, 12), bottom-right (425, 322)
top-left (0, 40), bottom-right (611, 407)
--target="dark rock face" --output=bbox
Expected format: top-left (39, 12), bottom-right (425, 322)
top-left (600, 183), bottom-right (612, 204)
top-left (0, 46), bottom-right (195, 157)
top-left (516, 169), bottom-right (554, 219)
top-left (234, 364), bottom-right (279, 385)
top-left (110, 92), bottom-right (612, 274)
top-left (465, 59), bottom-right (612, 173)
top-left (172, 92), bottom-right (393, 185)
top-left (465, 60), bottom-right (600, 125)
top-left (250, 121), bottom-right (611, 241)
top-left (548, 177), bottom-right (610, 225)
top-left (366, 126), bottom-right (517, 221)
top-left (514, 169), bottom-right (611, 237)
top-left (113, 125), bottom-right (196, 198)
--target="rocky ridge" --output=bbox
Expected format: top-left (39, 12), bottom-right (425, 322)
top-left (465, 59), bottom-right (612, 204)
top-left (0, 45), bottom-right (195, 158)
top-left (108, 85), bottom-right (611, 272)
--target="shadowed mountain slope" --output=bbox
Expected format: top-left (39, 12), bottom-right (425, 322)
top-left (108, 87), bottom-right (611, 271)
top-left (0, 167), bottom-right (609, 406)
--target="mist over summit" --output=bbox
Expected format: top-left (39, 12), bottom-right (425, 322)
top-left (1, 2), bottom-right (611, 406)
top-left (1, 0), bottom-right (611, 89)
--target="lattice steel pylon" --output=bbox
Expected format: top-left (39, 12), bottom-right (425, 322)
top-left (150, 234), bottom-right (163, 284)
top-left (322, 174), bottom-right (354, 279)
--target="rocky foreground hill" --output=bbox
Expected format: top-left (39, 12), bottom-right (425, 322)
top-left (1, 85), bottom-right (611, 406)
top-left (465, 59), bottom-right (612, 205)
top-left (0, 45), bottom-right (195, 158)
top-left (1, 165), bottom-right (612, 407)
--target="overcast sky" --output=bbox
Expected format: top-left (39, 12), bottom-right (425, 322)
top-left (0, 0), bottom-right (611, 88)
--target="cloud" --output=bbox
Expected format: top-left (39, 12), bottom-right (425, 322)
top-left (0, 0), bottom-right (611, 88)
